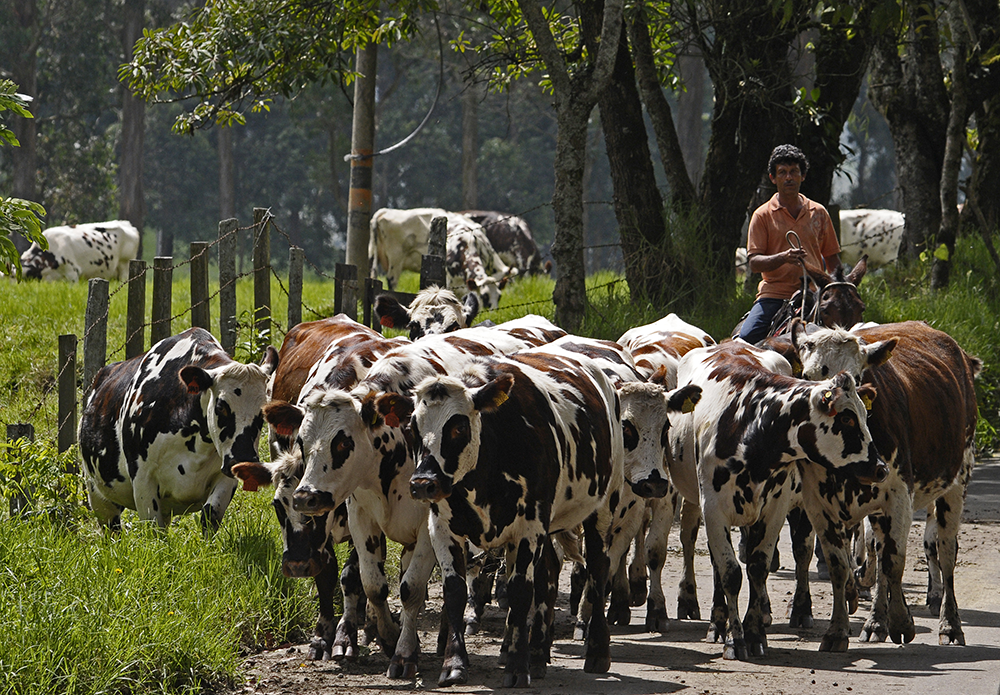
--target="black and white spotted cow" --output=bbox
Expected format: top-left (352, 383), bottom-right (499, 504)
top-left (787, 320), bottom-right (980, 649)
top-left (461, 210), bottom-right (550, 275)
top-left (839, 209), bottom-right (904, 269)
top-left (400, 346), bottom-right (625, 687)
top-left (21, 220), bottom-right (140, 282)
top-left (79, 327), bottom-right (279, 530)
top-left (668, 341), bottom-right (885, 660)
top-left (374, 286), bottom-right (480, 340)
top-left (446, 222), bottom-right (518, 311)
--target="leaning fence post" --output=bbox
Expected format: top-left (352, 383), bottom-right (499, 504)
top-left (151, 257), bottom-right (173, 346)
top-left (6, 424), bottom-right (34, 516)
top-left (219, 218), bottom-right (238, 356)
top-left (253, 208), bottom-right (271, 355)
top-left (83, 278), bottom-right (108, 398)
top-left (364, 278), bottom-right (383, 332)
top-left (190, 241), bottom-right (211, 330)
top-left (335, 263), bottom-right (358, 320)
top-left (126, 259), bottom-right (146, 359)
top-left (288, 247), bottom-right (304, 329)
top-left (58, 335), bottom-right (78, 462)
top-left (421, 216), bottom-right (448, 289)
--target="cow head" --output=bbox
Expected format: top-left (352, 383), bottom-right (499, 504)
top-left (20, 243), bottom-right (58, 281)
top-left (272, 387), bottom-right (413, 515)
top-left (375, 286), bottom-right (480, 340)
top-left (179, 345), bottom-right (279, 476)
top-left (408, 372), bottom-right (513, 502)
top-left (465, 272), bottom-right (515, 312)
top-left (790, 321), bottom-right (896, 383)
top-left (618, 371), bottom-right (701, 498)
top-left (232, 450), bottom-right (349, 578)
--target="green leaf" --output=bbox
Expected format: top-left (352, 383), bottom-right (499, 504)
top-left (933, 243), bottom-right (950, 261)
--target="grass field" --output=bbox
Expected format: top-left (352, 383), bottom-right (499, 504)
top-left (0, 236), bottom-right (998, 694)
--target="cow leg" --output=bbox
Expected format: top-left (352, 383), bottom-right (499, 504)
top-left (465, 547), bottom-right (492, 635)
top-left (628, 506), bottom-right (650, 606)
top-left (570, 562), bottom-right (588, 638)
top-left (529, 536), bottom-right (559, 680)
top-left (332, 545), bottom-right (366, 660)
top-left (309, 554), bottom-right (341, 661)
top-left (853, 517), bottom-right (877, 594)
top-left (498, 534), bottom-right (539, 687)
top-left (643, 494), bottom-right (675, 632)
top-left (200, 476), bottom-right (238, 533)
top-left (132, 470), bottom-right (169, 527)
top-left (677, 498), bottom-right (702, 620)
top-left (932, 475), bottom-right (968, 645)
top-left (348, 509), bottom-right (399, 657)
top-left (87, 485), bottom-right (124, 531)
top-left (431, 525), bottom-right (471, 687)
top-left (704, 518), bottom-right (747, 660)
top-left (606, 495), bottom-right (645, 627)
top-left (742, 494), bottom-right (790, 657)
top-left (582, 512), bottom-right (612, 674)
top-left (923, 505), bottom-right (943, 616)
top-left (860, 509), bottom-right (916, 645)
top-left (786, 505), bottom-right (816, 628)
top-left (811, 512), bottom-right (854, 652)
top-left (388, 527), bottom-right (437, 679)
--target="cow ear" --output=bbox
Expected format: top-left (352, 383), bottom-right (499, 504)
top-left (462, 292), bottom-right (480, 326)
top-left (862, 337), bottom-right (896, 369)
top-left (846, 255), bottom-right (868, 285)
top-left (667, 384), bottom-right (701, 414)
top-left (180, 366), bottom-right (213, 395)
top-left (375, 294), bottom-right (409, 329)
top-left (263, 401), bottom-right (304, 437)
top-left (818, 386), bottom-right (842, 416)
top-left (231, 462), bottom-right (274, 492)
top-left (472, 373), bottom-right (515, 412)
top-left (376, 392), bottom-right (413, 428)
top-left (466, 278), bottom-right (477, 292)
top-left (648, 364), bottom-right (670, 387)
top-left (260, 345), bottom-right (280, 376)
top-left (857, 384), bottom-right (878, 411)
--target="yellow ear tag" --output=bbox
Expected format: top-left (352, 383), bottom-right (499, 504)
top-left (824, 391), bottom-right (832, 400)
top-left (493, 390), bottom-right (509, 408)
top-left (682, 397), bottom-right (696, 414)
top-left (371, 409), bottom-right (380, 426)
top-left (861, 394), bottom-right (873, 411)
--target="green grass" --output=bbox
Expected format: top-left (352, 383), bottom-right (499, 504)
top-left (0, 240), bottom-right (999, 694)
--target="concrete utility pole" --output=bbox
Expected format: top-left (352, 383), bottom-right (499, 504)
top-left (345, 42), bottom-right (378, 275)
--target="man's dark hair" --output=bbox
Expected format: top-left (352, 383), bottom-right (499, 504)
top-left (768, 144), bottom-right (809, 177)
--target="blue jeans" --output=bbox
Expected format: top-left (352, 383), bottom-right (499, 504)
top-left (739, 298), bottom-right (785, 344)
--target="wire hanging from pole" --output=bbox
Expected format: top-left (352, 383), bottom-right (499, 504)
top-left (345, 13), bottom-right (445, 162)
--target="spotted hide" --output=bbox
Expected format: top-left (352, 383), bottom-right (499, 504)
top-left (21, 220), bottom-right (140, 282)
top-left (374, 286), bottom-right (480, 340)
top-left (669, 341), bottom-right (885, 660)
top-left (788, 320), bottom-right (980, 650)
top-left (368, 207), bottom-right (475, 289)
top-left (446, 223), bottom-right (517, 310)
top-left (399, 347), bottom-right (625, 688)
top-left (839, 209), bottom-right (904, 268)
top-left (461, 210), bottom-right (550, 275)
top-left (79, 327), bottom-right (278, 530)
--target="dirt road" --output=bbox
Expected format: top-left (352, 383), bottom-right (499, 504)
top-left (230, 458), bottom-right (1000, 695)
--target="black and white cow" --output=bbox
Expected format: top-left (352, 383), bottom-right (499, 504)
top-left (839, 209), bottom-right (904, 269)
top-left (787, 320), bottom-right (980, 649)
top-left (374, 286), bottom-right (480, 340)
top-left (461, 210), bottom-right (550, 275)
top-left (79, 327), bottom-right (278, 530)
top-left (446, 223), bottom-right (518, 311)
top-left (400, 346), bottom-right (625, 687)
top-left (21, 220), bottom-right (140, 282)
top-left (668, 341), bottom-right (885, 659)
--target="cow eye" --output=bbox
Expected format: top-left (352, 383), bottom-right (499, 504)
top-left (449, 421), bottom-right (469, 440)
top-left (215, 401), bottom-right (232, 418)
top-left (840, 413), bottom-right (856, 428)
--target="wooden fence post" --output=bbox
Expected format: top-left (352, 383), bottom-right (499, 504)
top-left (364, 278), bottom-right (383, 332)
top-left (151, 256), bottom-right (173, 346)
top-left (58, 334), bottom-right (77, 461)
top-left (219, 218), bottom-right (238, 356)
top-left (83, 278), bottom-right (108, 398)
top-left (126, 259), bottom-right (146, 359)
top-left (6, 424), bottom-right (34, 516)
top-left (335, 263), bottom-right (358, 320)
top-left (253, 208), bottom-right (271, 354)
top-left (288, 247), bottom-right (304, 329)
top-left (421, 216), bottom-right (448, 289)
top-left (190, 241), bottom-right (211, 330)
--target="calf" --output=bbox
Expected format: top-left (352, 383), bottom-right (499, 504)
top-left (789, 320), bottom-right (980, 649)
top-left (21, 220), bottom-right (140, 282)
top-left (669, 341), bottom-right (884, 659)
top-left (461, 210), bottom-right (550, 275)
top-left (403, 347), bottom-right (625, 687)
top-left (839, 209), bottom-right (904, 269)
top-left (79, 327), bottom-right (278, 530)
top-left (374, 286), bottom-right (480, 340)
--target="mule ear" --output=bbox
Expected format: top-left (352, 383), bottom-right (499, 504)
top-left (232, 461), bottom-right (274, 492)
top-left (857, 384), bottom-right (878, 411)
top-left (648, 364), bottom-right (670, 387)
top-left (667, 384), bottom-right (701, 414)
top-left (472, 372), bottom-right (515, 412)
top-left (260, 345), bottom-right (280, 377)
top-left (263, 401), bottom-right (304, 437)
top-left (789, 318), bottom-right (808, 354)
top-left (180, 366), bottom-right (213, 395)
top-left (846, 255), bottom-right (868, 285)
top-left (862, 337), bottom-right (896, 369)
top-left (376, 392), bottom-right (414, 428)
top-left (375, 294), bottom-right (409, 329)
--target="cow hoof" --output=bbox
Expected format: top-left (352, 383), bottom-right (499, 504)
top-left (723, 638), bottom-right (748, 661)
top-left (573, 623), bottom-right (587, 641)
top-left (502, 672), bottom-right (531, 688)
top-left (387, 656), bottom-right (418, 679)
top-left (308, 639), bottom-right (330, 661)
top-left (677, 598), bottom-right (701, 621)
top-left (607, 602), bottom-right (631, 626)
top-left (706, 624), bottom-right (724, 643)
top-left (465, 620), bottom-right (480, 636)
top-left (940, 630), bottom-right (965, 645)
top-left (859, 624), bottom-right (887, 643)
top-left (330, 642), bottom-right (357, 661)
top-left (530, 661), bottom-right (548, 680)
top-left (927, 596), bottom-right (942, 617)
top-left (584, 653), bottom-right (611, 673)
top-left (438, 667), bottom-right (468, 687)
top-left (747, 639), bottom-right (766, 658)
top-left (789, 610), bottom-right (814, 629)
top-left (645, 607), bottom-right (669, 633)
top-left (890, 624), bottom-right (916, 644)
top-left (629, 578), bottom-right (648, 607)
top-left (819, 635), bottom-right (849, 652)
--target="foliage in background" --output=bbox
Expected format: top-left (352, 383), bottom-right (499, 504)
top-left (0, 79), bottom-right (46, 278)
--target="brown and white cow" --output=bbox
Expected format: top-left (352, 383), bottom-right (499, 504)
top-left (461, 210), bottom-right (550, 275)
top-left (79, 327), bottom-right (278, 530)
top-left (400, 346), bottom-right (625, 687)
top-left (21, 220), bottom-right (140, 282)
top-left (669, 341), bottom-right (885, 660)
top-left (787, 320), bottom-right (980, 649)
top-left (374, 286), bottom-right (481, 340)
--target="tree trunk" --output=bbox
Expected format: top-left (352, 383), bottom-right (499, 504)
top-left (461, 83), bottom-right (479, 210)
top-left (218, 126), bottom-right (235, 221)
top-left (346, 42), bottom-right (377, 273)
top-left (10, 0), bottom-right (39, 253)
top-left (120, 0), bottom-right (146, 258)
top-left (676, 53), bottom-right (706, 187)
top-left (967, 96), bottom-right (1000, 232)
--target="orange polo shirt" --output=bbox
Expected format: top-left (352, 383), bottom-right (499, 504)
top-left (747, 193), bottom-right (840, 300)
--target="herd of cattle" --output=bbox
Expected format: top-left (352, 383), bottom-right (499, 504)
top-left (75, 269), bottom-right (980, 686)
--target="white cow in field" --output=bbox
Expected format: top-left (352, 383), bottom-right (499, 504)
top-left (21, 220), bottom-right (140, 281)
top-left (838, 209), bottom-right (904, 269)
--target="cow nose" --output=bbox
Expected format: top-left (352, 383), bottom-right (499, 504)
top-left (292, 487), bottom-right (325, 514)
top-left (631, 476), bottom-right (670, 499)
top-left (409, 475), bottom-right (440, 501)
top-left (282, 556), bottom-right (321, 578)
